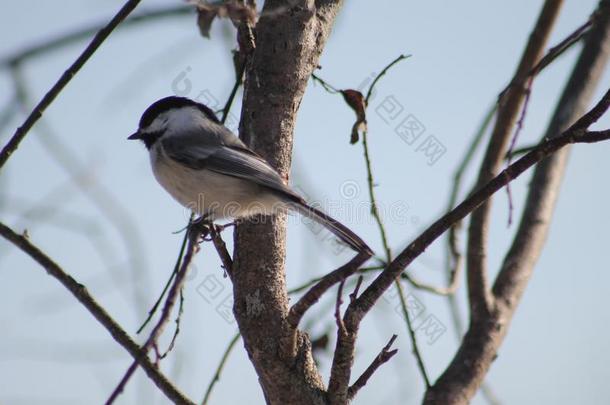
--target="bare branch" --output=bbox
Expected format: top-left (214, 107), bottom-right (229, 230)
top-left (431, 1), bottom-right (595, 298)
top-left (159, 288), bottom-right (186, 360)
top-left (210, 226), bottom-right (234, 280)
top-left (287, 251), bottom-right (370, 330)
top-left (442, 105), bottom-right (499, 402)
top-left (137, 227), bottom-right (190, 334)
top-left (495, 1), bottom-right (610, 305)
top-left (334, 281), bottom-right (347, 336)
top-left (356, 88), bottom-right (610, 316)
top-left (357, 53), bottom-right (431, 392)
top-left (0, 5), bottom-right (193, 67)
top-left (347, 334), bottom-right (398, 400)
top-left (466, 0), bottom-right (564, 317)
top-left (10, 64), bottom-right (152, 331)
top-left (0, 221), bottom-right (196, 405)
top-left (348, 276), bottom-right (364, 303)
top-left (504, 9), bottom-right (597, 223)
top-left (311, 54), bottom-right (480, 297)
top-left (426, 2), bottom-right (610, 401)
top-left (395, 281), bottom-right (430, 387)
top-left (311, 72), bottom-right (340, 94)
top-left (105, 224), bottom-right (202, 404)
top-left (0, 0), bottom-right (143, 170)
top-left (232, 2), bottom-right (347, 403)
top-left (327, 88), bottom-right (610, 403)
top-left (364, 54), bottom-right (410, 103)
top-left (201, 333), bottom-right (241, 405)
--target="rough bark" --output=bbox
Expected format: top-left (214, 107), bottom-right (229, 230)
top-left (232, 1), bottom-right (344, 404)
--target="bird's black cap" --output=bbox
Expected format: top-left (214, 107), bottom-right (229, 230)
top-left (138, 96), bottom-right (220, 129)
top-left (128, 96), bottom-right (221, 147)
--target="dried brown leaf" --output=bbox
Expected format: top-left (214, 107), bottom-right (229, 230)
top-left (196, 1), bottom-right (257, 38)
top-left (341, 89), bottom-right (367, 144)
top-left (196, 6), bottom-right (218, 38)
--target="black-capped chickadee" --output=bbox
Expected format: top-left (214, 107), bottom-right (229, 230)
top-left (128, 96), bottom-right (372, 255)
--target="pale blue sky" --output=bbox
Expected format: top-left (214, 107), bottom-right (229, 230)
top-left (1, 1), bottom-right (609, 404)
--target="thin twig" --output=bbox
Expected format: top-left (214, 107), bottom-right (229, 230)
top-left (334, 281), bottom-right (347, 335)
top-left (506, 143), bottom-right (538, 159)
top-left (0, 0), bottom-right (144, 170)
top-left (357, 53), bottom-right (429, 389)
top-left (0, 222), bottom-right (196, 405)
top-left (466, 0), bottom-right (563, 318)
top-left (428, 5), bottom-right (610, 400)
top-left (160, 288), bottom-right (186, 359)
top-left (220, 59), bottom-right (246, 124)
top-left (394, 281), bottom-right (430, 387)
top-left (349, 276), bottom-right (364, 303)
top-left (347, 334), bottom-right (398, 400)
top-left (313, 56), bottom-right (449, 299)
top-left (201, 333), bottom-right (241, 405)
top-left (210, 226), bottom-right (234, 280)
top-left (505, 75), bottom-right (534, 226)
top-left (361, 127), bottom-right (392, 261)
top-left (0, 5), bottom-right (193, 67)
top-left (501, 7), bottom-right (595, 226)
top-left (435, 4), bottom-right (594, 354)
top-left (351, 88), bottom-right (610, 316)
top-left (286, 266), bottom-right (382, 296)
top-left (311, 72), bottom-right (340, 94)
top-left (440, 103), bottom-right (496, 348)
top-left (498, 10), bottom-right (596, 100)
top-left (137, 226), bottom-right (191, 334)
top-left (11, 63), bottom-right (152, 338)
top-left (105, 224), bottom-right (203, 404)
top-left (364, 54), bottom-right (410, 103)
top-left (360, 55), bottom-right (407, 260)
top-left (328, 88), bottom-right (610, 402)
top-left (287, 251), bottom-right (370, 330)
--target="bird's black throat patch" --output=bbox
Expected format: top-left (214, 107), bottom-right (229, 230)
top-left (140, 130), bottom-right (163, 149)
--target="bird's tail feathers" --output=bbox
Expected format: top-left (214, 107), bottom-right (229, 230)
top-left (288, 200), bottom-right (373, 255)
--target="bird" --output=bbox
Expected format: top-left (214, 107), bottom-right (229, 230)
top-left (128, 96), bottom-right (372, 255)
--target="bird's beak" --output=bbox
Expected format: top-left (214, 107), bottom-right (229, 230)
top-left (127, 131), bottom-right (141, 140)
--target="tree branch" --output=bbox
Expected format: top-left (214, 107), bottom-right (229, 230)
top-left (105, 224), bottom-right (201, 404)
top-left (210, 226), bottom-right (234, 280)
top-left (327, 86), bottom-right (610, 404)
top-left (287, 251), bottom-right (369, 331)
top-left (425, 2), bottom-right (610, 401)
top-left (395, 280), bottom-right (430, 387)
top-left (0, 0), bottom-right (144, 171)
top-left (466, 0), bottom-right (564, 318)
top-left (355, 89), bottom-right (609, 316)
top-left (231, 1), bottom-right (347, 404)
top-left (0, 5), bottom-right (193, 67)
top-left (346, 335), bottom-right (398, 400)
top-left (0, 221), bottom-right (196, 405)
top-left (201, 333), bottom-right (241, 405)
top-left (433, 1), bottom-right (595, 298)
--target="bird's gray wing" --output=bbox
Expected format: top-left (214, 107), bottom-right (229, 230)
top-left (160, 128), bottom-right (300, 201)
